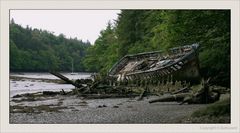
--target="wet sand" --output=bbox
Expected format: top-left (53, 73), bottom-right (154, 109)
top-left (10, 96), bottom-right (206, 124)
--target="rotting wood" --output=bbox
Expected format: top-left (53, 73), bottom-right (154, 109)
top-left (137, 89), bottom-right (146, 101)
top-left (149, 79), bottom-right (222, 104)
top-left (171, 87), bottom-right (190, 94)
top-left (61, 89), bottom-right (66, 95)
top-left (149, 93), bottom-right (190, 103)
top-left (46, 44), bottom-right (228, 104)
top-left (108, 43), bottom-right (201, 84)
top-left (50, 71), bottom-right (83, 88)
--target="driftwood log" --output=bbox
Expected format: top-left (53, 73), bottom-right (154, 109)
top-left (149, 93), bottom-right (190, 103)
top-left (50, 71), bottom-right (83, 88)
top-left (149, 78), bottom-right (221, 104)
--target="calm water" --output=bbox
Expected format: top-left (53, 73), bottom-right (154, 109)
top-left (11, 72), bottom-right (92, 80)
top-left (10, 72), bottom-right (92, 97)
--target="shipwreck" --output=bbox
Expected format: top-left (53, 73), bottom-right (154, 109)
top-left (108, 43), bottom-right (201, 84)
top-left (52, 43), bottom-right (201, 88)
top-left (49, 43), bottom-right (225, 104)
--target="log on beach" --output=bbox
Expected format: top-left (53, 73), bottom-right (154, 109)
top-left (149, 93), bottom-right (190, 103)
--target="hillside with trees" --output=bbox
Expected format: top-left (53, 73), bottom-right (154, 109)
top-left (83, 10), bottom-right (230, 87)
top-left (10, 20), bottom-right (91, 72)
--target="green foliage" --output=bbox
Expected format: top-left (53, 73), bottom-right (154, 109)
top-left (10, 21), bottom-right (90, 72)
top-left (83, 22), bottom-right (119, 74)
top-left (191, 98), bottom-right (230, 117)
top-left (84, 10), bottom-right (230, 87)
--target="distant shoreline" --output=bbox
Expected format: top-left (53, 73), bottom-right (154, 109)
top-left (10, 75), bottom-right (65, 84)
top-left (10, 71), bottom-right (95, 74)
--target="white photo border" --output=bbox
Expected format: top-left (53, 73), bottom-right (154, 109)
top-left (1, 0), bottom-right (239, 133)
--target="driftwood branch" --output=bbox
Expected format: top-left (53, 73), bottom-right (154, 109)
top-left (137, 89), bottom-right (146, 101)
top-left (172, 87), bottom-right (189, 94)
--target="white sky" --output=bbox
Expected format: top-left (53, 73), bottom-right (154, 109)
top-left (10, 10), bottom-right (121, 44)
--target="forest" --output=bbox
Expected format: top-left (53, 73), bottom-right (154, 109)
top-left (10, 19), bottom-right (91, 72)
top-left (10, 10), bottom-right (230, 87)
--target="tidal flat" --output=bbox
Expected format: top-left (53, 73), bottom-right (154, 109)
top-left (9, 73), bottom-right (230, 124)
top-left (10, 94), bottom-right (208, 124)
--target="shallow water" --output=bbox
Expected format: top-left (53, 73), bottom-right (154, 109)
top-left (10, 72), bottom-right (92, 97)
top-left (11, 72), bottom-right (92, 80)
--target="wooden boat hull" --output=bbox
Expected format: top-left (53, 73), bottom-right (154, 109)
top-left (108, 44), bottom-right (201, 84)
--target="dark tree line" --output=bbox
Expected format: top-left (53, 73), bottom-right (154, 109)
top-left (10, 19), bottom-right (91, 72)
top-left (83, 10), bottom-right (230, 87)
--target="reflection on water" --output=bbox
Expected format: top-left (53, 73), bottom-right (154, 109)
top-left (10, 72), bottom-right (92, 97)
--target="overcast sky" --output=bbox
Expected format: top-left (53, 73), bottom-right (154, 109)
top-left (10, 10), bottom-right (121, 44)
